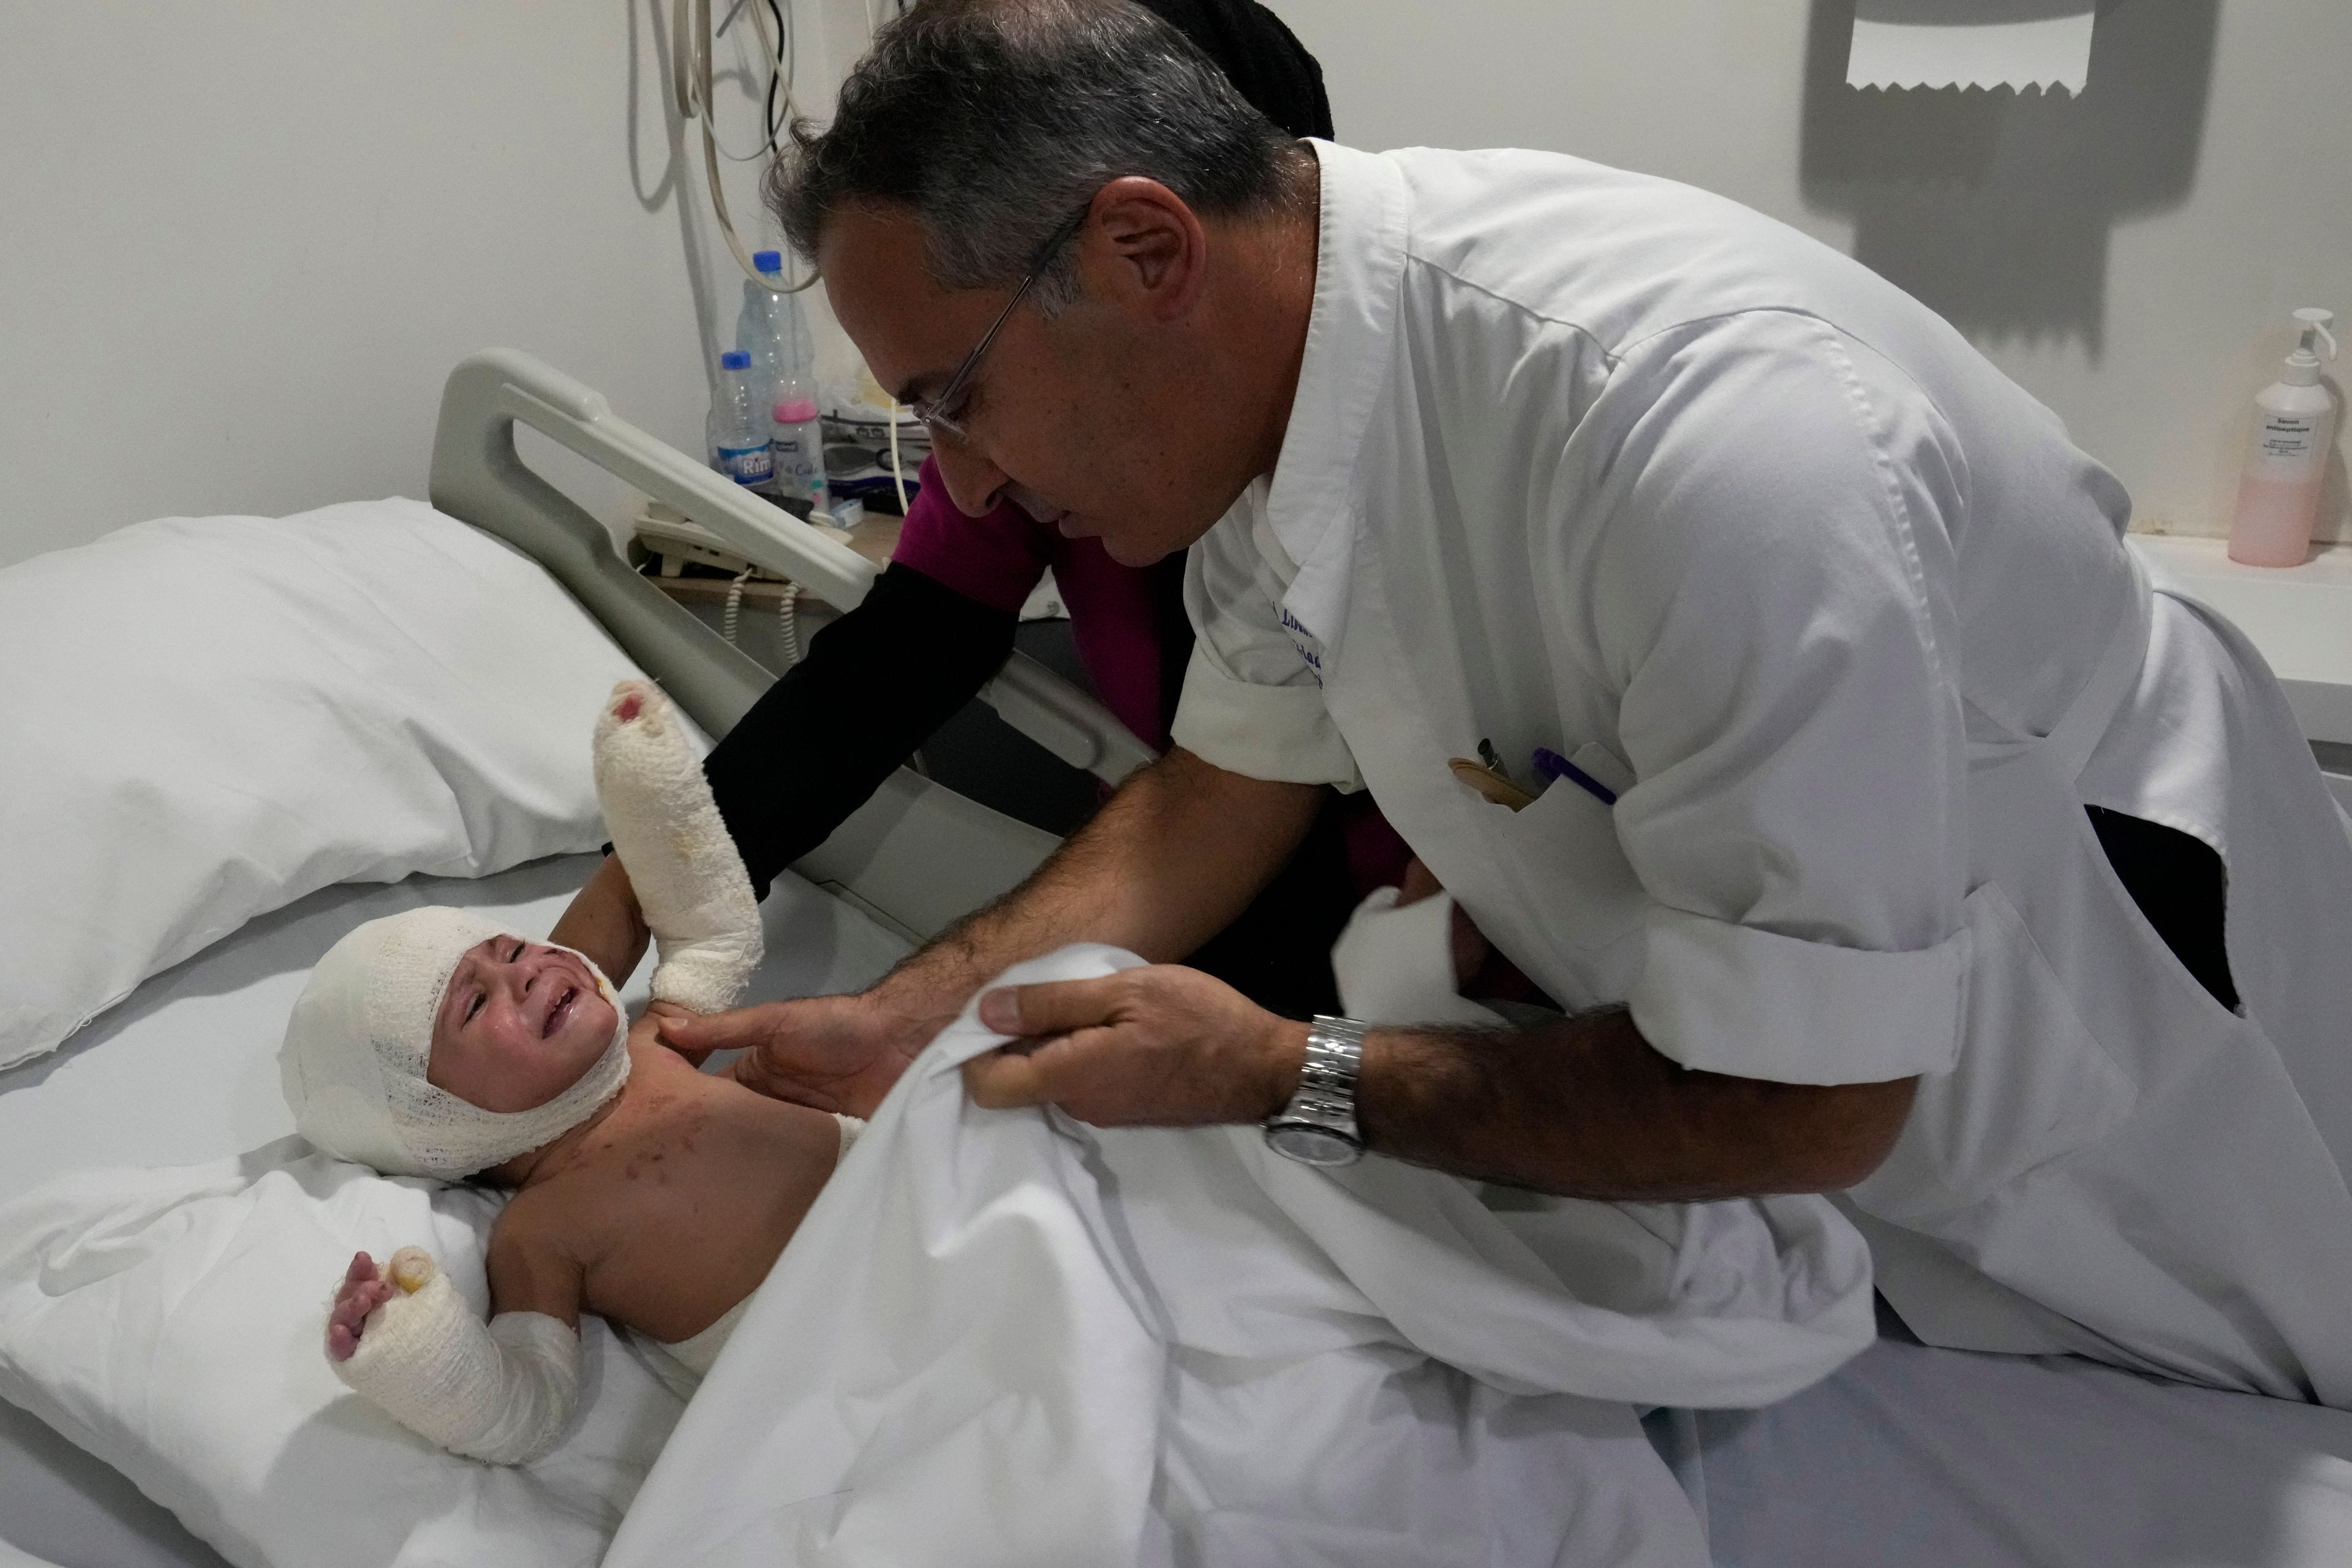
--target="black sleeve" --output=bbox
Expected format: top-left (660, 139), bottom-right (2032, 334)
top-left (699, 562), bottom-right (1018, 898)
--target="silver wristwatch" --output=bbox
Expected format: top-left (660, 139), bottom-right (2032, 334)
top-left (1264, 1016), bottom-right (1368, 1167)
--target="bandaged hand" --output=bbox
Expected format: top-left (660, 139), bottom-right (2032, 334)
top-left (325, 1248), bottom-right (580, 1467)
top-left (592, 680), bottom-right (763, 1014)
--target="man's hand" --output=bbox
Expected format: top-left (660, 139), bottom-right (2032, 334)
top-left (963, 964), bottom-right (1308, 1128)
top-left (660, 993), bottom-right (935, 1118)
top-left (632, 1000), bottom-right (703, 1063)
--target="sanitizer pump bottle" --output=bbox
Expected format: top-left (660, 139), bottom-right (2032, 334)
top-left (2229, 307), bottom-right (2338, 567)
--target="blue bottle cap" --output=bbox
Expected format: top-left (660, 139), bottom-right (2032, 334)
top-left (752, 250), bottom-right (783, 273)
top-left (720, 350), bottom-right (751, 369)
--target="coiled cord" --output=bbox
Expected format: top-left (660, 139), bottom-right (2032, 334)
top-left (721, 565), bottom-right (754, 646)
top-left (777, 580), bottom-right (802, 666)
top-left (721, 568), bottom-right (802, 669)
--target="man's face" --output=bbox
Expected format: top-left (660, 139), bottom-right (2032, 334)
top-left (426, 937), bottom-right (617, 1114)
top-left (819, 203), bottom-right (1238, 567)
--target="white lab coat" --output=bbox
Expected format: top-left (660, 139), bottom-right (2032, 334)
top-left (1174, 141), bottom-right (2352, 1403)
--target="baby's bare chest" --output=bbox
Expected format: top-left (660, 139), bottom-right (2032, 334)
top-left (544, 1080), bottom-right (842, 1343)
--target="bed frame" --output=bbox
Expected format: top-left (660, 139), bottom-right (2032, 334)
top-left (429, 348), bottom-right (1156, 940)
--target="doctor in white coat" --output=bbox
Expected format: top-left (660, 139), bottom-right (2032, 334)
top-left (668, 0), bottom-right (2352, 1405)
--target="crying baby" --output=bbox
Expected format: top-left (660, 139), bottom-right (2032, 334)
top-left (278, 681), bottom-right (859, 1465)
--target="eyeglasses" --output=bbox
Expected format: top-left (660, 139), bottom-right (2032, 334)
top-left (906, 204), bottom-right (1090, 442)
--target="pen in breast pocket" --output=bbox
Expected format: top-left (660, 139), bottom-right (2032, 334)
top-left (1531, 747), bottom-right (1618, 806)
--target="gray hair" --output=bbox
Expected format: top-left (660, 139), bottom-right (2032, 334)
top-left (767, 0), bottom-right (1311, 311)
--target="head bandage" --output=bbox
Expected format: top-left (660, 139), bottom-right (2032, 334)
top-left (279, 907), bottom-right (631, 1180)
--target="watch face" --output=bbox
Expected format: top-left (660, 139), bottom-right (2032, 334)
top-left (1267, 1122), bottom-right (1361, 1167)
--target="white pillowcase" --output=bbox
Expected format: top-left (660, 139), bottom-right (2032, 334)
top-left (0, 1145), bottom-right (684, 1568)
top-left (0, 499), bottom-right (644, 1070)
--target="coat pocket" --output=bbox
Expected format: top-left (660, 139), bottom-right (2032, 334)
top-left (1468, 778), bottom-right (1650, 1009)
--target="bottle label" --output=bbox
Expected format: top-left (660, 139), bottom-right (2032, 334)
top-left (718, 443), bottom-right (773, 485)
top-left (2261, 413), bottom-right (2317, 458)
top-left (771, 429), bottom-right (823, 496)
top-left (2248, 410), bottom-right (2332, 480)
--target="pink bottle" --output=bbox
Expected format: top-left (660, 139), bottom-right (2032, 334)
top-left (2228, 308), bottom-right (2339, 567)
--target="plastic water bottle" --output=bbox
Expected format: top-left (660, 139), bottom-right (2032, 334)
top-left (734, 251), bottom-right (789, 446)
top-left (707, 351), bottom-right (774, 489)
top-left (770, 393), bottom-right (828, 518)
top-left (768, 289), bottom-right (830, 518)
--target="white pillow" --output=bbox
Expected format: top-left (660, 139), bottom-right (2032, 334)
top-left (0, 499), bottom-right (645, 1070)
top-left (0, 1144), bottom-right (684, 1568)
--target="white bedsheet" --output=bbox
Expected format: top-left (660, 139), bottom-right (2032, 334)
top-left (0, 853), bottom-right (908, 1568)
top-left (1689, 1313), bottom-right (2352, 1568)
top-left (10, 863), bottom-right (2352, 1567)
top-left (605, 944), bottom-right (1877, 1568)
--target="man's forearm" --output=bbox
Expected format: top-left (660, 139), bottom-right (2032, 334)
top-left (874, 747), bottom-right (1321, 1026)
top-left (1357, 1010), bottom-right (1917, 1200)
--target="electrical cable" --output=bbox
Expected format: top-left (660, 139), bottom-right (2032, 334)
top-left (764, 0), bottom-right (791, 155)
top-left (676, 0), bottom-right (815, 293)
top-left (887, 407), bottom-right (911, 514)
top-left (702, 0), bottom-right (785, 163)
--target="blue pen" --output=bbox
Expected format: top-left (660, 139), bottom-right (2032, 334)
top-left (1531, 746), bottom-right (1618, 806)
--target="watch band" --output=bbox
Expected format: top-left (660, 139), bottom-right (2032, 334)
top-left (1264, 1016), bottom-right (1368, 1166)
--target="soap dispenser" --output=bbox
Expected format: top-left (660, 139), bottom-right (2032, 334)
top-left (2228, 307), bottom-right (2339, 567)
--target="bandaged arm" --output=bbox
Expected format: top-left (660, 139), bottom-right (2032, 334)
top-left (330, 1246), bottom-right (581, 1467)
top-left (593, 681), bottom-right (763, 1014)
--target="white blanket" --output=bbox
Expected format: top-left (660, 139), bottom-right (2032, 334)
top-left (0, 1140), bottom-right (683, 1568)
top-left (605, 944), bottom-right (1876, 1568)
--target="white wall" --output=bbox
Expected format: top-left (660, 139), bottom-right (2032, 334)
top-left (9, 2), bottom-right (2343, 562)
top-left (1272, 0), bottom-right (2352, 543)
top-left (0, 1), bottom-right (872, 570)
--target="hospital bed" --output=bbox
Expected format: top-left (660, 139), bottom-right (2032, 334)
top-left (6, 352), bottom-right (2351, 1568)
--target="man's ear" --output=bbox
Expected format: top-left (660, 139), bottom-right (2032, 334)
top-left (1079, 176), bottom-right (1207, 322)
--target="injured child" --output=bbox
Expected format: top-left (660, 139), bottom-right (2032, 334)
top-left (278, 680), bottom-right (856, 1465)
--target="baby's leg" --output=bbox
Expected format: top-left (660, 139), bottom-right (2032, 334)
top-left (592, 681), bottom-right (763, 1013)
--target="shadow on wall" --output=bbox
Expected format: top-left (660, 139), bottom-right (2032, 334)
top-left (1800, 0), bottom-right (2217, 356)
top-left (629, 0), bottom-right (723, 388)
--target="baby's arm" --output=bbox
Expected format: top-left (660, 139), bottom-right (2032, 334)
top-left (323, 1225), bottom-right (585, 1467)
top-left (592, 680), bottom-right (763, 1014)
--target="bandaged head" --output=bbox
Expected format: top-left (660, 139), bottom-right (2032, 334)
top-left (279, 908), bottom-right (631, 1180)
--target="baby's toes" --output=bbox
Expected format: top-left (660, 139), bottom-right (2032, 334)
top-left (326, 1321), bottom-right (360, 1362)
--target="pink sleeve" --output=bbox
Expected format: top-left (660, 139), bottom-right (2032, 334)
top-left (887, 456), bottom-right (1052, 614)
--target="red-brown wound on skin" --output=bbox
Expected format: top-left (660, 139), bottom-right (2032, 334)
top-left (616, 692), bottom-right (645, 723)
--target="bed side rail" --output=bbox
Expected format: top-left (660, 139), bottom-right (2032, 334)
top-left (428, 348), bottom-right (1154, 784)
top-left (427, 347), bottom-right (1115, 939)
